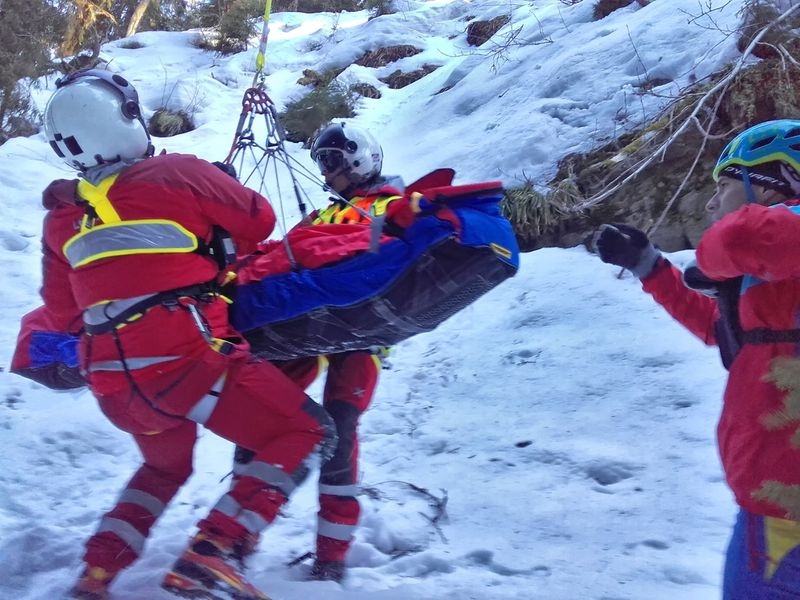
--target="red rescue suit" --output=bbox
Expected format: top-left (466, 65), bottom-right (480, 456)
top-left (31, 154), bottom-right (333, 578)
top-left (234, 181), bottom-right (401, 563)
top-left (289, 184), bottom-right (398, 562)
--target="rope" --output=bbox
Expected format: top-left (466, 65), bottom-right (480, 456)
top-left (222, 0), bottom-right (315, 223)
top-left (253, 0), bottom-right (273, 86)
top-left (220, 2), bottom-right (385, 266)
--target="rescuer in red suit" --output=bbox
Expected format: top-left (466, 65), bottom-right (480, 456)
top-left (593, 120), bottom-right (800, 599)
top-left (232, 122), bottom-right (412, 583)
top-left (27, 68), bottom-right (336, 600)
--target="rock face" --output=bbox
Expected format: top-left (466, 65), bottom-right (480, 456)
top-left (512, 52), bottom-right (800, 253)
top-left (540, 117), bottom-right (726, 253)
top-left (466, 15), bottom-right (511, 47)
top-left (592, 0), bottom-right (647, 21)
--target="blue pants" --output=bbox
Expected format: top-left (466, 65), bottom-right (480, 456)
top-left (724, 508), bottom-right (800, 598)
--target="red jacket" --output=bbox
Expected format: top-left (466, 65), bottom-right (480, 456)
top-left (14, 154), bottom-right (275, 430)
top-left (234, 181), bottom-right (405, 282)
top-left (642, 200), bottom-right (800, 519)
top-left (52, 155), bottom-right (273, 308)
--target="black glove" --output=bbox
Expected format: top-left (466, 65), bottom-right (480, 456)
top-left (682, 259), bottom-right (720, 298)
top-left (593, 223), bottom-right (661, 278)
top-left (212, 161), bottom-right (237, 179)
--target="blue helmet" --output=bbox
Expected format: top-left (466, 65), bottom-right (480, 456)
top-left (713, 120), bottom-right (800, 182)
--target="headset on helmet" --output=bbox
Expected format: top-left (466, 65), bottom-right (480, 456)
top-left (713, 120), bottom-right (800, 182)
top-left (43, 68), bottom-right (153, 171)
top-left (310, 122), bottom-right (383, 186)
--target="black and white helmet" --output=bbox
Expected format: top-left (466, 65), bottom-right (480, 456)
top-left (310, 122), bottom-right (383, 186)
top-left (43, 69), bottom-right (152, 171)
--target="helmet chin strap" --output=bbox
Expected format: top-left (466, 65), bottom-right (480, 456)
top-left (136, 115), bottom-right (155, 157)
top-left (741, 165), bottom-right (758, 204)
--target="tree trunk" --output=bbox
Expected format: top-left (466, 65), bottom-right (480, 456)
top-left (125, 0), bottom-right (151, 37)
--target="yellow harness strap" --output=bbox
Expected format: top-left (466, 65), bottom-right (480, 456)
top-left (77, 174), bottom-right (121, 226)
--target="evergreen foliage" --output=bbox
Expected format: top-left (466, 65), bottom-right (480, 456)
top-left (216, 0), bottom-right (263, 54)
top-left (279, 83), bottom-right (358, 145)
top-left (0, 0), bottom-right (64, 143)
top-left (272, 0), bottom-right (383, 12)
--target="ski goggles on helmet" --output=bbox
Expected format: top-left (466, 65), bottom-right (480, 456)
top-left (56, 69), bottom-right (143, 121)
top-left (314, 148), bottom-right (346, 175)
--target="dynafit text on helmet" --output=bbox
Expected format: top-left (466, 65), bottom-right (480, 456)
top-left (712, 120), bottom-right (800, 205)
top-left (592, 119), bottom-right (800, 599)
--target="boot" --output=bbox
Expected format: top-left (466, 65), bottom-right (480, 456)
top-left (307, 559), bottom-right (346, 583)
top-left (231, 531), bottom-right (261, 566)
top-left (69, 566), bottom-right (113, 600)
top-left (162, 532), bottom-right (271, 600)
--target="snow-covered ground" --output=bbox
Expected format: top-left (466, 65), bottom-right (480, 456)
top-left (0, 1), bottom-right (750, 598)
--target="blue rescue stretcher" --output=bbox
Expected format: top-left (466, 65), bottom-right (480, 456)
top-left (232, 181), bottom-right (520, 360)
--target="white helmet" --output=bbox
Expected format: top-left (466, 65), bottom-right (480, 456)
top-left (310, 122), bottom-right (383, 186)
top-left (44, 69), bottom-right (153, 171)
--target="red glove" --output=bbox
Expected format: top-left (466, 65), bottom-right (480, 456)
top-left (384, 196), bottom-right (416, 230)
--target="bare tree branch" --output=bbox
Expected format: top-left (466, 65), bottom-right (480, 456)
top-left (125, 0), bottom-right (153, 38)
top-left (572, 2), bottom-right (800, 214)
